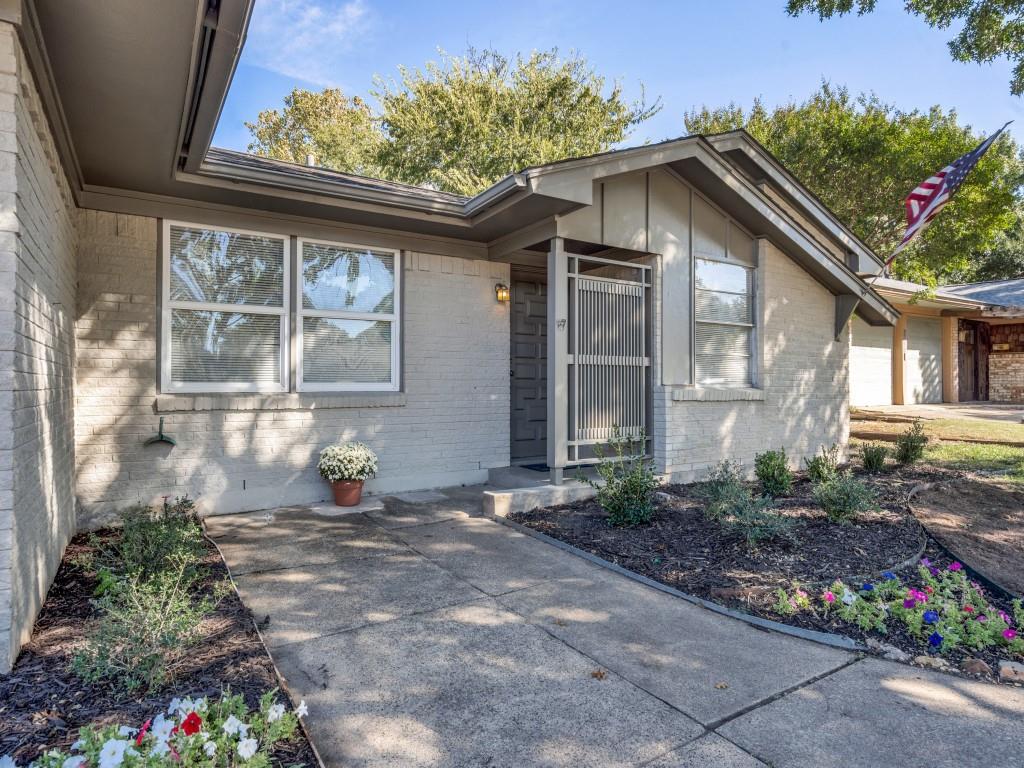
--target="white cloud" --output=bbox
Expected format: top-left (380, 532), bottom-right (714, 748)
top-left (243, 0), bottom-right (371, 86)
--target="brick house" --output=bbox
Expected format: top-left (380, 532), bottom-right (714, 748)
top-left (0, 0), bottom-right (903, 670)
top-left (850, 278), bottom-right (1024, 406)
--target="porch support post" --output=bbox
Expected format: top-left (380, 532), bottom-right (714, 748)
top-left (892, 314), bottom-right (907, 405)
top-left (547, 237), bottom-right (569, 485)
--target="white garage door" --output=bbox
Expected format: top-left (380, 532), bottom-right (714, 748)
top-left (850, 316), bottom-right (893, 406)
top-left (905, 316), bottom-right (942, 404)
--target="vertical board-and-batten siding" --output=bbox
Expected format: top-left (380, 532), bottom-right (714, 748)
top-left (0, 23), bottom-right (78, 672)
top-left (75, 217), bottom-right (511, 525)
top-left (558, 167), bottom-right (848, 479)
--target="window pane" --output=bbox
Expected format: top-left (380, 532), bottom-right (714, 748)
top-left (695, 259), bottom-right (751, 294)
top-left (302, 243), bottom-right (395, 313)
top-left (696, 354), bottom-right (751, 387)
top-left (169, 226), bottom-right (284, 307)
top-left (695, 322), bottom-right (751, 357)
top-left (695, 289), bottom-right (752, 324)
top-left (171, 309), bottom-right (281, 384)
top-left (303, 317), bottom-right (393, 384)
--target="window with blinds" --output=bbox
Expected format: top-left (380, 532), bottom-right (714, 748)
top-left (297, 240), bottom-right (400, 391)
top-left (163, 223), bottom-right (288, 392)
top-left (694, 258), bottom-right (754, 387)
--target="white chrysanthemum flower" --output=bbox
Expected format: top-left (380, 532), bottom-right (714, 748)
top-left (237, 738), bottom-right (259, 761)
top-left (317, 443), bottom-right (378, 482)
top-left (203, 741), bottom-right (217, 757)
top-left (97, 739), bottom-right (130, 768)
top-left (266, 703), bottom-right (286, 723)
top-left (295, 701), bottom-right (309, 718)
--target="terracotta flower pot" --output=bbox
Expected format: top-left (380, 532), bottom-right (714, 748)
top-left (331, 479), bottom-right (364, 506)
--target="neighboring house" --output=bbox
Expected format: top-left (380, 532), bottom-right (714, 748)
top-left (0, 0), bottom-right (899, 671)
top-left (850, 278), bottom-right (1024, 406)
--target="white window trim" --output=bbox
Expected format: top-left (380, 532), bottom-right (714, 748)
top-left (295, 237), bottom-right (402, 392)
top-left (693, 255), bottom-right (757, 389)
top-left (161, 219), bottom-right (290, 394)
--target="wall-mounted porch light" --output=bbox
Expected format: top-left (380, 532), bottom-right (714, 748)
top-left (494, 283), bottom-right (511, 303)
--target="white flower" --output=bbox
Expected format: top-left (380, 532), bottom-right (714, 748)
top-left (317, 443), bottom-right (378, 482)
top-left (203, 741), bottom-right (217, 758)
top-left (149, 741), bottom-right (170, 758)
top-left (116, 726), bottom-right (137, 738)
top-left (841, 587), bottom-right (857, 606)
top-left (222, 715), bottom-right (247, 737)
top-left (1, 756), bottom-right (18, 768)
top-left (166, 698), bottom-right (182, 715)
top-left (295, 701), bottom-right (309, 718)
top-left (237, 738), bottom-right (259, 761)
top-left (62, 757), bottom-right (84, 768)
top-left (266, 703), bottom-right (285, 723)
top-left (70, 740), bottom-right (85, 752)
top-left (151, 714), bottom-right (175, 743)
top-left (97, 739), bottom-right (131, 768)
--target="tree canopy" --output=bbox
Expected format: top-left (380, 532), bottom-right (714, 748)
top-left (786, 0), bottom-right (1024, 96)
top-left (246, 47), bottom-right (659, 196)
top-left (685, 84), bottom-right (1024, 284)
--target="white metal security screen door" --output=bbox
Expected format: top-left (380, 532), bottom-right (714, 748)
top-left (567, 253), bottom-right (651, 465)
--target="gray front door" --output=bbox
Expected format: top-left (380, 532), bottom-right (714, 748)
top-left (510, 278), bottom-right (547, 462)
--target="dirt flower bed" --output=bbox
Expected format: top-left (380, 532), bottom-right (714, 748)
top-left (0, 532), bottom-right (317, 766)
top-left (510, 463), bottom-right (1024, 682)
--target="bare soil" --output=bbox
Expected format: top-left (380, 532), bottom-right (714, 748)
top-left (912, 479), bottom-right (1024, 597)
top-left (0, 533), bottom-right (318, 766)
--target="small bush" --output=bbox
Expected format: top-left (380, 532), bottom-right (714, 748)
top-left (754, 448), bottom-right (793, 498)
top-left (73, 495), bottom-right (221, 694)
top-left (804, 443), bottom-right (841, 484)
top-left (585, 428), bottom-right (658, 527)
top-left (728, 494), bottom-right (797, 548)
top-left (318, 441), bottom-right (378, 481)
top-left (860, 443), bottom-right (889, 473)
top-left (700, 460), bottom-right (747, 520)
top-left (894, 419), bottom-right (928, 465)
top-left (812, 471), bottom-right (878, 523)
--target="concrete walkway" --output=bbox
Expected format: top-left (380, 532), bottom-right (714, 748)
top-left (206, 487), bottom-right (1024, 768)
top-left (856, 402), bottom-right (1024, 423)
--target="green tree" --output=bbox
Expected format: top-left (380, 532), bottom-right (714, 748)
top-left (959, 205), bottom-right (1024, 281)
top-left (246, 87), bottom-right (384, 177)
top-left (786, 1), bottom-right (1024, 95)
top-left (373, 48), bottom-right (659, 195)
top-left (685, 84), bottom-right (1023, 284)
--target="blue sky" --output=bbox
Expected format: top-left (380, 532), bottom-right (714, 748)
top-left (213, 0), bottom-right (1023, 153)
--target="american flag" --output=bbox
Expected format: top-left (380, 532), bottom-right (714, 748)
top-left (888, 121), bottom-right (1012, 265)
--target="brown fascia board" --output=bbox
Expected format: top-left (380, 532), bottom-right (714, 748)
top-left (706, 131), bottom-right (885, 271)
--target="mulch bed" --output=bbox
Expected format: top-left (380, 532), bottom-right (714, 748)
top-left (0, 533), bottom-right (318, 766)
top-left (510, 464), bottom-right (1024, 681)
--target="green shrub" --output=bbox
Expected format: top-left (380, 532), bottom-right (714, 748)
top-left (72, 561), bottom-right (216, 694)
top-left (894, 419), bottom-right (929, 465)
top-left (754, 448), bottom-right (793, 497)
top-left (585, 428), bottom-right (658, 527)
top-left (727, 494), bottom-right (797, 548)
top-left (804, 443), bottom-right (841, 484)
top-left (860, 443), bottom-right (889, 473)
top-left (700, 460), bottom-right (747, 520)
top-left (812, 471), bottom-right (878, 523)
top-left (73, 495), bottom-right (221, 693)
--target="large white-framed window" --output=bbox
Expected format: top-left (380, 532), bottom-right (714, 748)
top-left (296, 238), bottom-right (401, 392)
top-left (694, 257), bottom-right (756, 388)
top-left (161, 220), bottom-right (290, 393)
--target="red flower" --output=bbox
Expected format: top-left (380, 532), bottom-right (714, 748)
top-left (924, 586), bottom-right (934, 594)
top-left (136, 719), bottom-right (151, 746)
top-left (964, 605), bottom-right (974, 613)
top-left (180, 712), bottom-right (202, 736)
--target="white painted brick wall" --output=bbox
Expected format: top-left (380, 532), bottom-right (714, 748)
top-left (651, 240), bottom-right (849, 480)
top-left (75, 213), bottom-right (511, 524)
top-left (0, 23), bottom-right (78, 672)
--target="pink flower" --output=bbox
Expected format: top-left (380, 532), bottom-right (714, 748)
top-left (1004, 629), bottom-right (1018, 640)
top-left (824, 591), bottom-right (835, 604)
top-left (964, 605), bottom-right (974, 613)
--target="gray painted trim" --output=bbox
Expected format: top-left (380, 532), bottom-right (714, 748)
top-left (490, 512), bottom-right (864, 652)
top-left (155, 392), bottom-right (408, 412)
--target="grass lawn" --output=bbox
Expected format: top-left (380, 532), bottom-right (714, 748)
top-left (851, 437), bottom-right (1024, 483)
top-left (851, 413), bottom-right (1024, 445)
